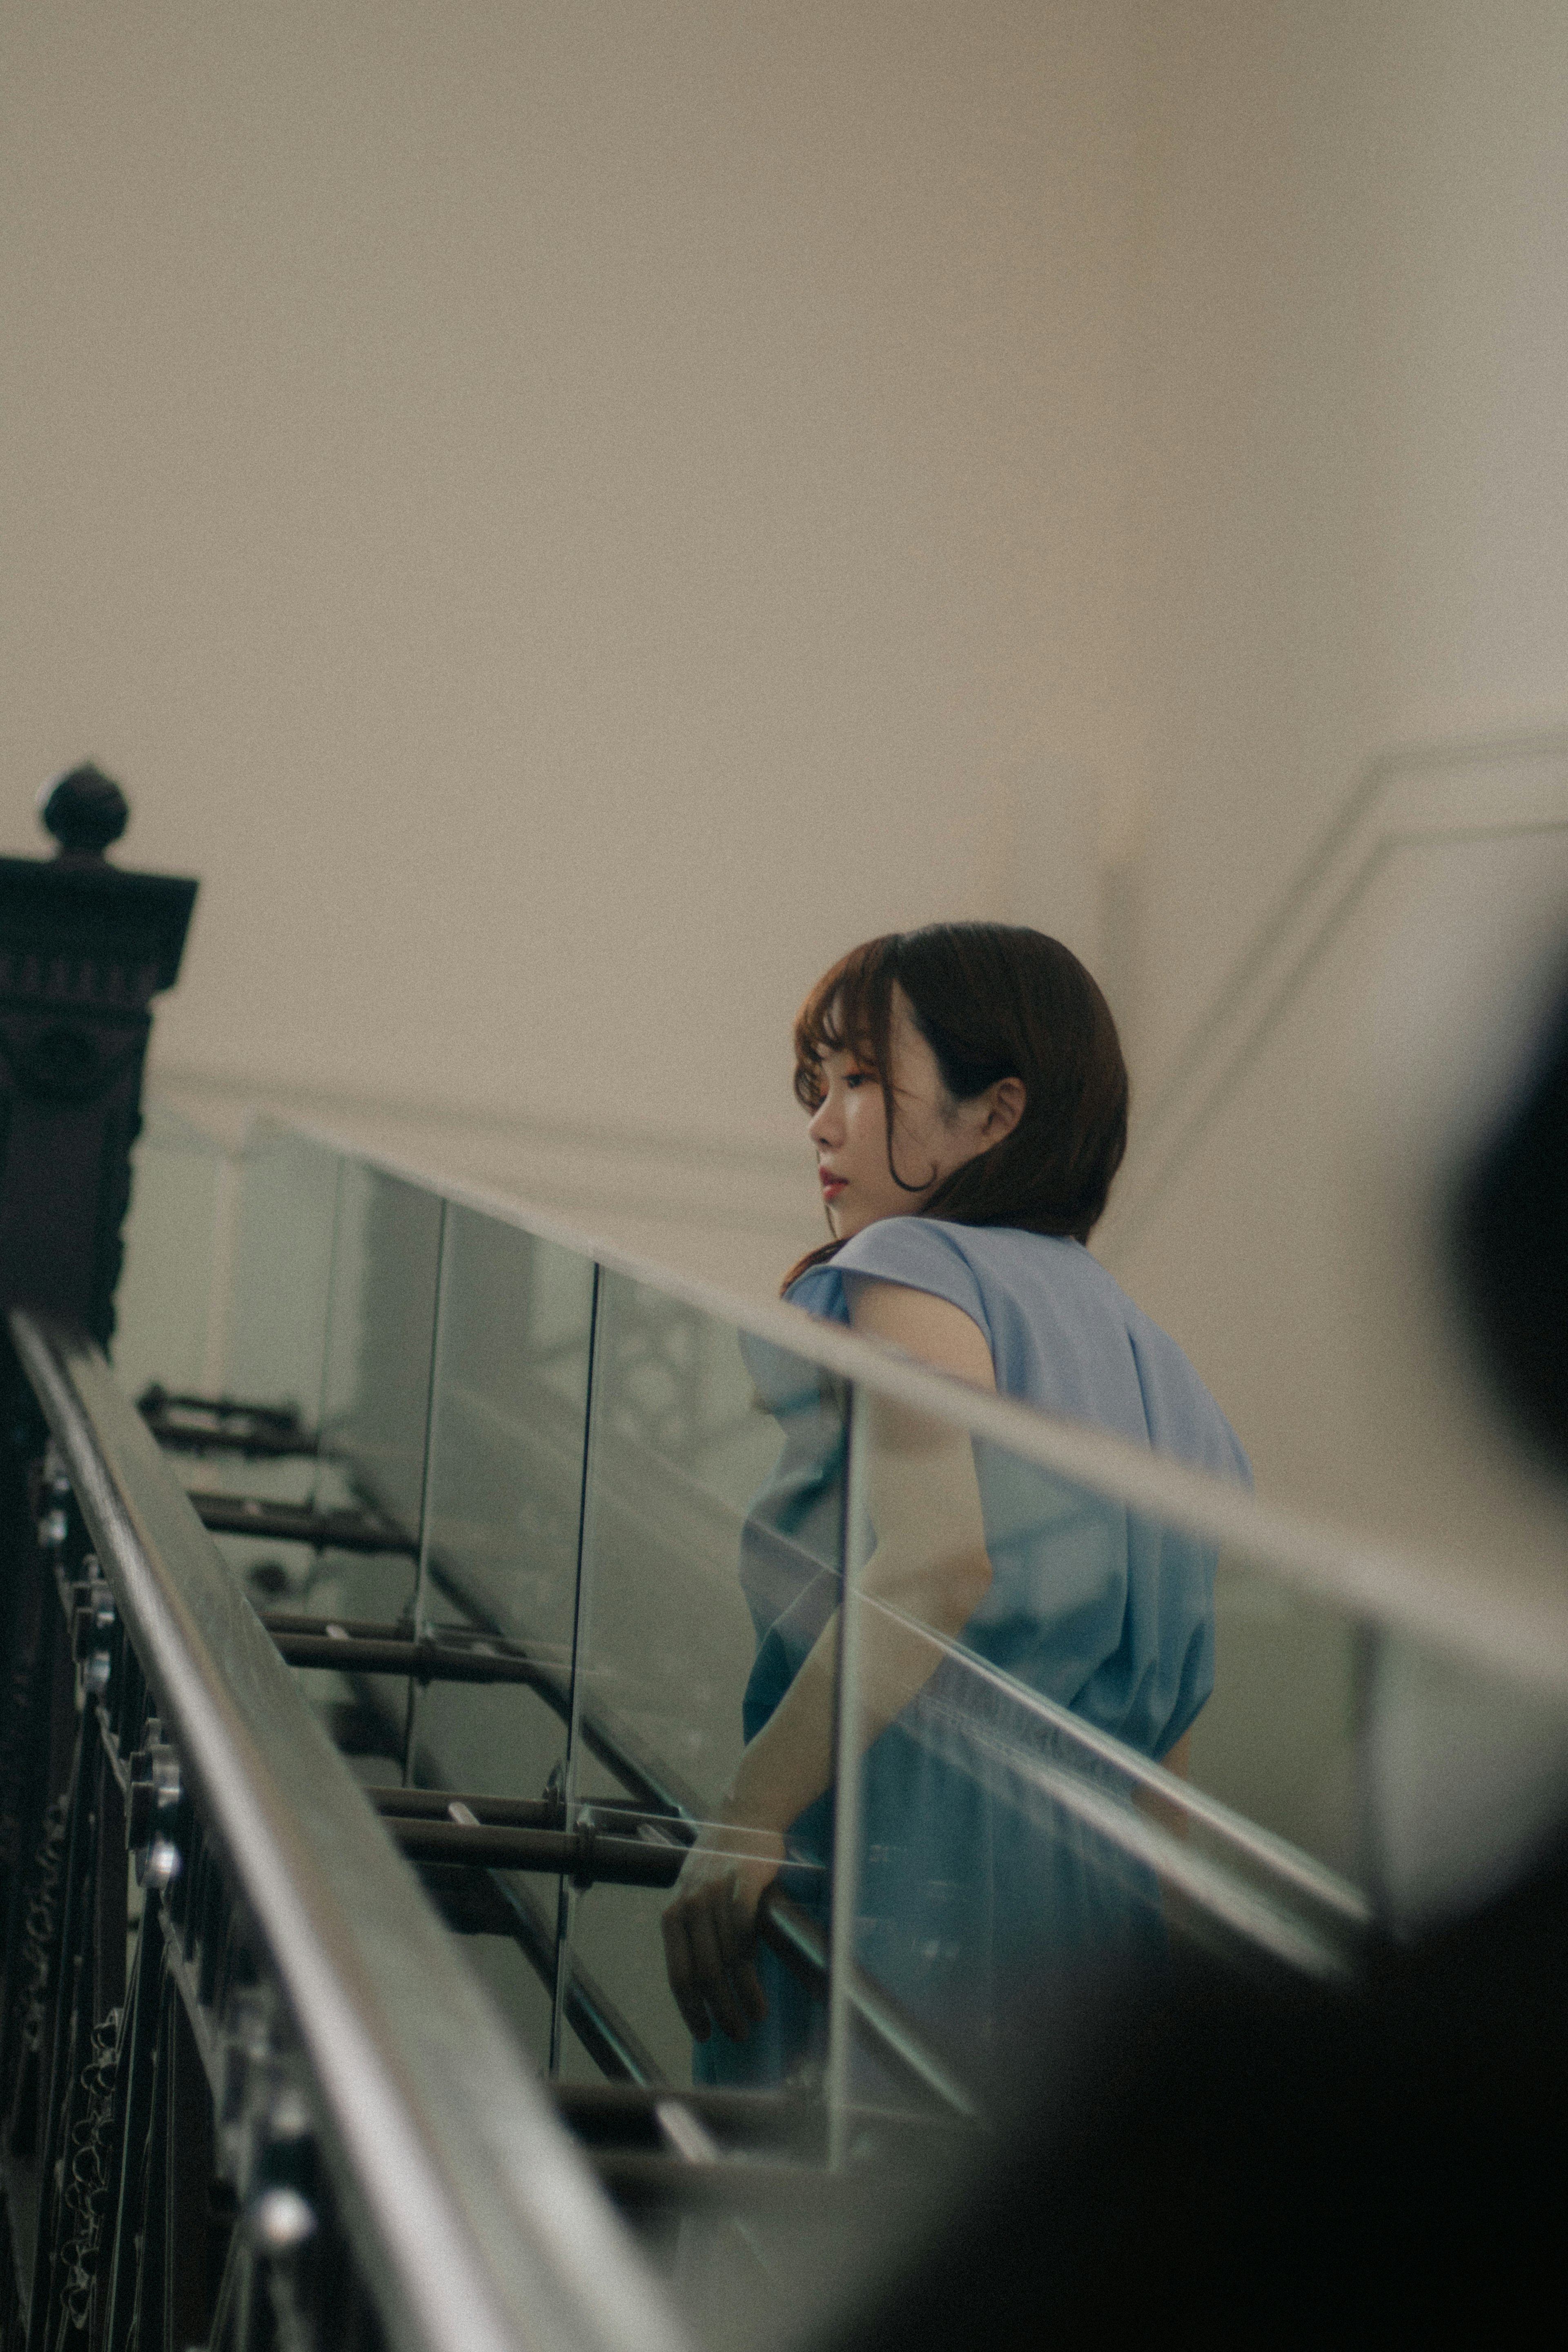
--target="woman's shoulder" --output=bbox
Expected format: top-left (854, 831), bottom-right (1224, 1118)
top-left (850, 1223), bottom-right (1246, 1476)
top-left (792, 1218), bottom-right (1103, 1317)
top-left (784, 1219), bottom-right (1247, 1478)
top-left (837, 1218), bottom-right (1111, 1299)
top-left (832, 1216), bottom-right (988, 1279)
top-left (824, 1217), bottom-right (998, 1326)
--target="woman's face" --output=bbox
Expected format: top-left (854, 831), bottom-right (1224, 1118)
top-left (806, 987), bottom-right (1020, 1242)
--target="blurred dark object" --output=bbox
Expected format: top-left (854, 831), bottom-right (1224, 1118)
top-left (835, 1847), bottom-right (1568, 2348)
top-left (0, 765), bottom-right (197, 1344)
top-left (1451, 966), bottom-right (1568, 1469)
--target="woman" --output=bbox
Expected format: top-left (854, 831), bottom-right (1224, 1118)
top-left (661, 923), bottom-right (1249, 2080)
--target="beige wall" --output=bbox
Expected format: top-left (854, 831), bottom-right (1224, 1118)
top-left (1130, 0), bottom-right (1568, 1094)
top-left (1102, 1), bottom-right (1568, 1536)
top-left (7, 4), bottom-right (1568, 1520)
top-left (0, 0), bottom-right (1134, 1191)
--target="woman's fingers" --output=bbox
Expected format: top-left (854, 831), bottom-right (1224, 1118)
top-left (662, 1859), bottom-right (773, 2043)
top-left (659, 1906), bottom-right (713, 2041)
top-left (711, 1879), bottom-right (769, 2026)
top-left (662, 1826), bottom-right (785, 2043)
top-left (732, 1947), bottom-right (768, 2026)
top-left (686, 1892), bottom-right (751, 2043)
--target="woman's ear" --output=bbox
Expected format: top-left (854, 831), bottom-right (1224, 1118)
top-left (981, 1077), bottom-right (1027, 1144)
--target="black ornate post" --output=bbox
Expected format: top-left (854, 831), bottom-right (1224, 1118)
top-left (0, 769), bottom-right (196, 1950)
top-left (0, 765), bottom-right (196, 1345)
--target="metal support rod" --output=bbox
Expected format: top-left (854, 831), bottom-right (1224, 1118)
top-left (826, 1383), bottom-right (871, 2169)
top-left (554, 1263), bottom-right (604, 2078)
top-left (401, 1194), bottom-right (450, 1784)
top-left (187, 1494), bottom-right (417, 1556)
top-left (271, 1632), bottom-right (565, 1683)
top-left (136, 1388), bottom-right (318, 1459)
top-left (392, 1817), bottom-right (683, 1887)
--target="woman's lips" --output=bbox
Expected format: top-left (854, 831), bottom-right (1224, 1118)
top-left (819, 1173), bottom-right (846, 1201)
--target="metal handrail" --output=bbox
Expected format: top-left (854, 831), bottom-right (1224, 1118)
top-left (10, 1308), bottom-right (693, 2352)
top-left (252, 1112), bottom-right (1568, 1699)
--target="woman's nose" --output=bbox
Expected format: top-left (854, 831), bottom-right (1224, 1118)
top-left (808, 1091), bottom-right (839, 1145)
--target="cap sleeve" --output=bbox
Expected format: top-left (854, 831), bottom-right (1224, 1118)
top-left (831, 1219), bottom-right (991, 1341)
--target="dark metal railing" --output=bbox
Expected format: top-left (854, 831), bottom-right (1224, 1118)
top-left (1, 1308), bottom-right (694, 2352)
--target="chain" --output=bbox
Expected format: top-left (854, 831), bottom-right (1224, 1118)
top-left (57, 2005), bottom-right (124, 2332)
top-left (0, 1638), bottom-right (41, 1870)
top-left (17, 1793), bottom-right (70, 2060)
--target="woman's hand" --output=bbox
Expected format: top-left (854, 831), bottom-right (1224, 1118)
top-left (660, 1818), bottom-right (785, 2044)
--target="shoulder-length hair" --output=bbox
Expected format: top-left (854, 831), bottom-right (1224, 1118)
top-left (784, 923), bottom-right (1128, 1289)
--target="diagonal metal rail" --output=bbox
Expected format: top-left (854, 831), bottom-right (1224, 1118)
top-left (9, 1307), bottom-right (693, 2352)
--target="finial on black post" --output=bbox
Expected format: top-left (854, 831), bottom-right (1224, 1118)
top-left (38, 764), bottom-right (131, 860)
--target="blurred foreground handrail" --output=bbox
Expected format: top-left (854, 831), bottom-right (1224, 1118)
top-left (9, 1307), bottom-right (693, 2352)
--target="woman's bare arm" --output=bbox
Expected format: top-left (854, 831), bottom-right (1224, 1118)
top-left (661, 1282), bottom-right (996, 2041)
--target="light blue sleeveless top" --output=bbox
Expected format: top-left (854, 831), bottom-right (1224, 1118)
top-left (760, 1218), bottom-right (1249, 1755)
top-left (796, 1215), bottom-right (1248, 1480)
top-left (698, 1218), bottom-right (1250, 2088)
top-left (799, 1223), bottom-right (1250, 1477)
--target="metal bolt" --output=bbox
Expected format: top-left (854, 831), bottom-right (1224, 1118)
top-left (217, 1990), bottom-right (278, 2190)
top-left (83, 1652), bottom-right (111, 1699)
top-left (268, 2087), bottom-right (312, 2143)
top-left (142, 1839), bottom-right (181, 1890)
top-left (249, 2186), bottom-right (317, 2255)
top-left (129, 1737), bottom-right (183, 1882)
top-left (73, 1588), bottom-right (114, 1662)
top-left (36, 1509), bottom-right (67, 1550)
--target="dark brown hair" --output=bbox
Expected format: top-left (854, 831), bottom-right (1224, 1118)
top-left (784, 923), bottom-right (1128, 1289)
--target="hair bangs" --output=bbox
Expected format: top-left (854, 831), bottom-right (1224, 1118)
top-left (791, 936), bottom-right (897, 1111)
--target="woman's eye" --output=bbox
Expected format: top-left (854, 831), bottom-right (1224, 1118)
top-left (844, 1071), bottom-right (874, 1090)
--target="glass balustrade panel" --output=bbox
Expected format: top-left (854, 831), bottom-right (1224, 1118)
top-left (830, 1384), bottom-right (1568, 2311)
top-left (1359, 1619), bottom-right (1568, 1938)
top-left (135, 1124), bottom-right (1568, 2348)
top-left (265, 1161), bottom-right (444, 1772)
top-left (565, 1269), bottom-right (832, 2105)
top-left (180, 1128), bottom-right (344, 1642)
top-left (809, 1389), bottom-right (1381, 2313)
top-left (165, 1129), bottom-right (357, 1741)
top-left (314, 1157), bottom-right (443, 1538)
top-left (411, 1206), bottom-right (598, 2067)
top-left (112, 1100), bottom-right (230, 1403)
top-left (216, 1124), bottom-right (343, 1508)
